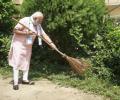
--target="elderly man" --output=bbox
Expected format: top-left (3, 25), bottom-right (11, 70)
top-left (8, 12), bottom-right (56, 90)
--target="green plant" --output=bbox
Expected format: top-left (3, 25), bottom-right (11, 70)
top-left (0, 0), bottom-right (18, 67)
top-left (0, 33), bottom-right (11, 67)
top-left (21, 0), bottom-right (106, 56)
top-left (91, 25), bottom-right (120, 83)
top-left (0, 0), bottom-right (17, 33)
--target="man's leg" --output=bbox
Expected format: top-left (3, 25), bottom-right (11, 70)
top-left (22, 70), bottom-right (35, 85)
top-left (23, 70), bottom-right (29, 82)
top-left (13, 67), bottom-right (19, 85)
top-left (13, 67), bottom-right (19, 90)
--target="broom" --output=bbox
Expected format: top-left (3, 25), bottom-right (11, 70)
top-left (12, 18), bottom-right (89, 74)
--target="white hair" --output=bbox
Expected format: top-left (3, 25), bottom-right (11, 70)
top-left (31, 11), bottom-right (43, 18)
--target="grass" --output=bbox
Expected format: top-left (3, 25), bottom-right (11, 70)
top-left (48, 74), bottom-right (120, 100)
top-left (0, 67), bottom-right (12, 78)
top-left (0, 61), bottom-right (120, 100)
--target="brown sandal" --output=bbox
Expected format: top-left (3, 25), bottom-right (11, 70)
top-left (22, 80), bottom-right (35, 85)
top-left (13, 85), bottom-right (19, 90)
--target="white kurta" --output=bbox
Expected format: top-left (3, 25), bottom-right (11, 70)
top-left (8, 17), bottom-right (45, 71)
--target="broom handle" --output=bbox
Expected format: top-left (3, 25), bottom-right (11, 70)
top-left (12, 18), bottom-right (66, 57)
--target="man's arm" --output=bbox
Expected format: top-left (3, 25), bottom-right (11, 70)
top-left (13, 17), bottom-right (33, 35)
top-left (41, 33), bottom-right (57, 49)
top-left (13, 27), bottom-right (33, 35)
top-left (13, 28), bottom-right (27, 35)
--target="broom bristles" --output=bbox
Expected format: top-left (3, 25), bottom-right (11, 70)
top-left (65, 56), bottom-right (89, 74)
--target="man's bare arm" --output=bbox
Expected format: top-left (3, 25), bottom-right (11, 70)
top-left (13, 28), bottom-right (27, 35)
top-left (41, 33), bottom-right (57, 49)
top-left (41, 33), bottom-right (53, 43)
top-left (13, 27), bottom-right (33, 35)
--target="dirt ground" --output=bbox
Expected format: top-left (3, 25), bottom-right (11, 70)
top-left (0, 77), bottom-right (108, 100)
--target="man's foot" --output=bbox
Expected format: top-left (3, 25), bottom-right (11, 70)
top-left (13, 85), bottom-right (19, 90)
top-left (9, 78), bottom-right (22, 84)
top-left (22, 80), bottom-right (35, 85)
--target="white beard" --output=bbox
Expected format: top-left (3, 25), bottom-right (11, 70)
top-left (30, 16), bottom-right (39, 25)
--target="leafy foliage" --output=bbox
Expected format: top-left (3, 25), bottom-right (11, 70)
top-left (21, 0), bottom-right (120, 84)
top-left (0, 33), bottom-right (11, 67)
top-left (0, 0), bottom-right (17, 67)
top-left (91, 25), bottom-right (120, 83)
top-left (21, 0), bottom-right (106, 56)
top-left (0, 0), bottom-right (17, 32)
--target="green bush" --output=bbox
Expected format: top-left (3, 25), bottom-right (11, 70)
top-left (0, 0), bottom-right (17, 33)
top-left (0, 0), bottom-right (17, 67)
top-left (0, 33), bottom-right (11, 67)
top-left (22, 0), bottom-right (120, 80)
top-left (91, 25), bottom-right (120, 83)
top-left (21, 0), bottom-right (106, 56)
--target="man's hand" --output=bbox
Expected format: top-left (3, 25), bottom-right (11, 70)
top-left (27, 31), bottom-right (34, 35)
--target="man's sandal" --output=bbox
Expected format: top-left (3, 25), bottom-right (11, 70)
top-left (13, 85), bottom-right (19, 90)
top-left (22, 80), bottom-right (35, 85)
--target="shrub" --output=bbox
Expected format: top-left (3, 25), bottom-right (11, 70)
top-left (0, 0), bottom-right (17, 67)
top-left (0, 0), bottom-right (17, 33)
top-left (21, 0), bottom-right (120, 83)
top-left (0, 33), bottom-right (11, 67)
top-left (91, 25), bottom-right (120, 83)
top-left (21, 0), bottom-right (106, 56)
